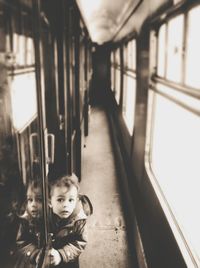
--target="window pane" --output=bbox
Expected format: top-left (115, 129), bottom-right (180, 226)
top-left (18, 35), bottom-right (26, 66)
top-left (27, 37), bottom-right (35, 65)
top-left (127, 40), bottom-right (136, 70)
top-left (111, 66), bottom-right (115, 91)
top-left (151, 90), bottom-right (200, 264)
top-left (123, 44), bottom-right (128, 68)
top-left (157, 24), bottom-right (166, 77)
top-left (185, 6), bottom-right (200, 89)
top-left (115, 68), bottom-right (121, 104)
top-left (122, 75), bottom-right (136, 134)
top-left (11, 72), bottom-right (37, 131)
top-left (111, 52), bottom-right (115, 91)
top-left (166, 15), bottom-right (184, 82)
top-left (115, 48), bottom-right (120, 65)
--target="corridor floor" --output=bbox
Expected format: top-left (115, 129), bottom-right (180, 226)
top-left (79, 106), bottom-right (135, 268)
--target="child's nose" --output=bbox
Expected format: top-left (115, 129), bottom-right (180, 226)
top-left (31, 200), bottom-right (37, 207)
top-left (63, 201), bottom-right (70, 207)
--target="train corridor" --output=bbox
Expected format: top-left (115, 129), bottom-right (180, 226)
top-left (79, 106), bottom-right (137, 268)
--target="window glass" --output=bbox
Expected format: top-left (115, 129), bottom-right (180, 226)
top-left (18, 35), bottom-right (26, 66)
top-left (157, 24), bottom-right (166, 77)
top-left (115, 68), bottom-right (121, 104)
top-left (185, 6), bottom-right (200, 89)
top-left (150, 88), bottom-right (200, 264)
top-left (115, 48), bottom-right (120, 65)
top-left (127, 40), bottom-right (136, 70)
top-left (122, 75), bottom-right (136, 134)
top-left (123, 44), bottom-right (128, 69)
top-left (111, 66), bottom-right (115, 91)
top-left (166, 15), bottom-right (184, 82)
top-left (111, 52), bottom-right (115, 91)
top-left (27, 37), bottom-right (35, 65)
top-left (150, 5), bottom-right (200, 266)
top-left (13, 33), bottom-right (19, 62)
top-left (11, 72), bottom-right (37, 131)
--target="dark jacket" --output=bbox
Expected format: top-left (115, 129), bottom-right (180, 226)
top-left (49, 194), bottom-right (93, 268)
top-left (13, 194), bottom-right (93, 268)
top-left (13, 213), bottom-right (43, 268)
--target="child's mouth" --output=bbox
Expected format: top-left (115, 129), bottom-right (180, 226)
top-left (61, 211), bottom-right (69, 215)
top-left (31, 210), bottom-right (38, 216)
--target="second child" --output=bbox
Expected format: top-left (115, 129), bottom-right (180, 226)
top-left (48, 173), bottom-right (93, 268)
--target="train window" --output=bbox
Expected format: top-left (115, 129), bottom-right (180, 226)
top-left (13, 33), bottom-right (19, 62)
top-left (18, 35), bottom-right (26, 66)
top-left (10, 73), bottom-right (37, 132)
top-left (114, 48), bottom-right (121, 104)
top-left (185, 6), bottom-right (200, 89)
top-left (26, 37), bottom-right (35, 65)
top-left (115, 68), bottom-right (121, 104)
top-left (157, 24), bottom-right (166, 77)
top-left (122, 39), bottom-right (136, 135)
top-left (127, 40), bottom-right (136, 71)
top-left (149, 85), bottom-right (200, 266)
top-left (111, 51), bottom-right (115, 92)
top-left (148, 4), bottom-right (200, 266)
top-left (122, 75), bottom-right (136, 134)
top-left (166, 15), bottom-right (184, 82)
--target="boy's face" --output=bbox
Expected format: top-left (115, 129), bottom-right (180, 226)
top-left (50, 185), bottom-right (78, 219)
top-left (27, 186), bottom-right (42, 219)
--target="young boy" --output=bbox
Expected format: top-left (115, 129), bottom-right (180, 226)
top-left (13, 180), bottom-right (43, 268)
top-left (48, 173), bottom-right (93, 268)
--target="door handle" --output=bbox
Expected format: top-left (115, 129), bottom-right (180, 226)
top-left (46, 133), bottom-right (55, 164)
top-left (30, 132), bottom-right (55, 165)
top-left (30, 133), bottom-right (40, 163)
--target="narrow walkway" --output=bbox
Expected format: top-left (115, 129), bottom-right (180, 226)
top-left (79, 106), bottom-right (134, 268)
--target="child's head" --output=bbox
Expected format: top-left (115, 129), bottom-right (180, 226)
top-left (26, 180), bottom-right (42, 219)
top-left (49, 173), bottom-right (79, 219)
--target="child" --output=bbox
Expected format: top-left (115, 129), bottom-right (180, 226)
top-left (13, 180), bottom-right (43, 268)
top-left (48, 173), bottom-right (93, 268)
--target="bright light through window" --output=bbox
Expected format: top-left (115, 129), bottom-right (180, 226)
top-left (157, 24), bottom-right (166, 77)
top-left (151, 90), bottom-right (200, 264)
top-left (11, 72), bottom-right (37, 131)
top-left (27, 37), bottom-right (35, 65)
top-left (18, 35), bottom-right (25, 65)
top-left (122, 75), bottom-right (136, 135)
top-left (115, 68), bottom-right (121, 104)
top-left (166, 15), bottom-right (184, 82)
top-left (185, 6), bottom-right (200, 89)
top-left (111, 52), bottom-right (115, 91)
top-left (128, 40), bottom-right (136, 70)
top-left (111, 66), bottom-right (115, 91)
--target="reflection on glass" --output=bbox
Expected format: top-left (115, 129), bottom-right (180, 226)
top-left (10, 72), bottom-right (37, 132)
top-left (185, 6), bottom-right (200, 89)
top-left (0, 3), bottom-right (44, 268)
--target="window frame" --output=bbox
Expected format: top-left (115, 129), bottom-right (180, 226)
top-left (146, 3), bottom-right (200, 267)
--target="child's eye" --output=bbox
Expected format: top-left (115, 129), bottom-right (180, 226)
top-left (69, 198), bottom-right (75, 202)
top-left (36, 198), bottom-right (42, 203)
top-left (57, 198), bottom-right (64, 202)
top-left (27, 198), bottom-right (33, 202)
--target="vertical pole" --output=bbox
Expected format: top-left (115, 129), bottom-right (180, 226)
top-left (32, 0), bottom-right (49, 247)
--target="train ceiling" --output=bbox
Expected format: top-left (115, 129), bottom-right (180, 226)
top-left (76, 0), bottom-right (172, 44)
